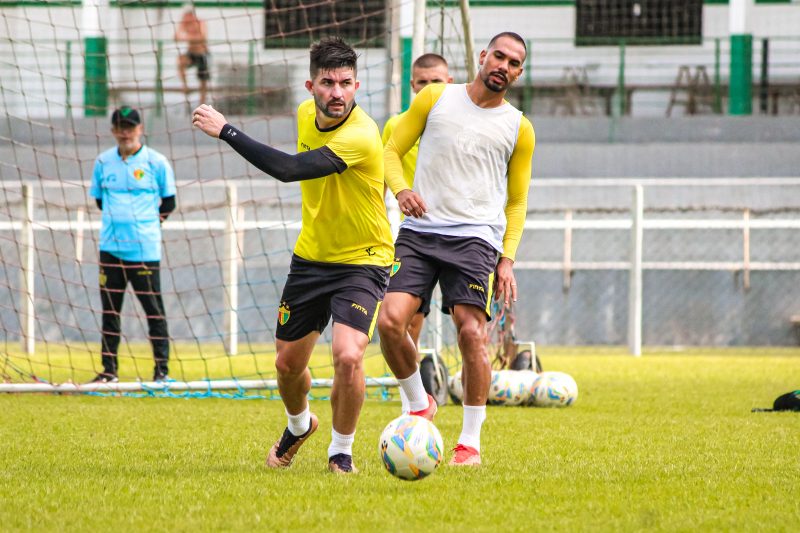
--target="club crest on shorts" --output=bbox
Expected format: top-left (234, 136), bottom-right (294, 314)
top-left (99, 271), bottom-right (107, 287)
top-left (391, 259), bottom-right (401, 277)
top-left (278, 301), bottom-right (290, 325)
top-left (133, 169), bottom-right (145, 180)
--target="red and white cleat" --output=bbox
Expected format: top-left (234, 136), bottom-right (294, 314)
top-left (409, 393), bottom-right (438, 421)
top-left (449, 444), bottom-right (481, 466)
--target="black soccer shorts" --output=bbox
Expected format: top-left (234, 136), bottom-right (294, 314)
top-left (276, 255), bottom-right (390, 341)
top-left (388, 228), bottom-right (498, 320)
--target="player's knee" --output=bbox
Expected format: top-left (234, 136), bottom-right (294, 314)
top-left (275, 354), bottom-right (305, 377)
top-left (377, 307), bottom-right (405, 339)
top-left (333, 349), bottom-right (362, 374)
top-left (458, 322), bottom-right (486, 351)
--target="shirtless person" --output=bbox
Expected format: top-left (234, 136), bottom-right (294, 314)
top-left (175, 8), bottom-right (210, 104)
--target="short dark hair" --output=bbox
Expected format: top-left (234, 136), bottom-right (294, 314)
top-left (487, 32), bottom-right (527, 58)
top-left (309, 36), bottom-right (358, 78)
top-left (413, 53), bottom-right (448, 70)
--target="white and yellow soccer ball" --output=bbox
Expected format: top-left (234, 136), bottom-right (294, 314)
top-left (488, 370), bottom-right (530, 406)
top-left (448, 370), bottom-right (463, 404)
top-left (530, 371), bottom-right (578, 407)
top-left (515, 370), bottom-right (540, 406)
top-left (379, 415), bottom-right (444, 480)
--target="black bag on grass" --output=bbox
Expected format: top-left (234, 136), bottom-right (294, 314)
top-left (772, 391), bottom-right (800, 412)
top-left (753, 390), bottom-right (800, 412)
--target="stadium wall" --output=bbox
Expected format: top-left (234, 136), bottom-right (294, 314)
top-left (1, 3), bottom-right (799, 118)
top-left (1, 115), bottom-right (800, 347)
top-left (1, 2), bottom-right (800, 347)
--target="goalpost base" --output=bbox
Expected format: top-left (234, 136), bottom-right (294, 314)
top-left (0, 377), bottom-right (399, 394)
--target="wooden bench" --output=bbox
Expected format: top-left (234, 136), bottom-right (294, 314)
top-left (508, 80), bottom-right (800, 117)
top-left (764, 82), bottom-right (800, 115)
top-left (108, 85), bottom-right (285, 99)
top-left (107, 85), bottom-right (291, 114)
top-left (792, 315), bottom-right (800, 345)
top-left (507, 83), bottom-right (617, 116)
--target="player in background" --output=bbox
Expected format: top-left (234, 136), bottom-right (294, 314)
top-left (193, 37), bottom-right (393, 474)
top-left (379, 32), bottom-right (535, 466)
top-left (175, 8), bottom-right (210, 104)
top-left (381, 53), bottom-right (452, 413)
top-left (88, 106), bottom-right (177, 383)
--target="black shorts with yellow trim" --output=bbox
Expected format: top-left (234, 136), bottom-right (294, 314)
top-left (276, 255), bottom-right (390, 341)
top-left (388, 228), bottom-right (498, 320)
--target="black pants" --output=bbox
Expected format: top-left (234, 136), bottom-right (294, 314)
top-left (99, 251), bottom-right (169, 376)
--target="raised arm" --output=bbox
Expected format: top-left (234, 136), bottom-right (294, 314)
top-left (220, 124), bottom-right (345, 181)
top-left (192, 104), bottom-right (345, 182)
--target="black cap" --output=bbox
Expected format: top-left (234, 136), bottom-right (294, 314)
top-left (111, 106), bottom-right (142, 127)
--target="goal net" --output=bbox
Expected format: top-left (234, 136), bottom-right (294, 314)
top-left (2, 2), bottom-right (800, 397)
top-left (0, 0), bottom-right (480, 396)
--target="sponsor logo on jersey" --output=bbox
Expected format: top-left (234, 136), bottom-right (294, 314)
top-left (365, 246), bottom-right (376, 256)
top-left (278, 301), bottom-right (290, 325)
top-left (300, 142), bottom-right (311, 152)
top-left (133, 169), bottom-right (145, 180)
top-left (351, 302), bottom-right (368, 316)
top-left (468, 283), bottom-right (485, 293)
top-left (390, 259), bottom-right (401, 277)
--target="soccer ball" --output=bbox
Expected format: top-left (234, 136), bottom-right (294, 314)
top-left (488, 370), bottom-right (530, 406)
top-left (379, 415), bottom-right (444, 480)
top-left (515, 370), bottom-right (539, 405)
top-left (448, 370), bottom-right (463, 404)
top-left (530, 371), bottom-right (578, 407)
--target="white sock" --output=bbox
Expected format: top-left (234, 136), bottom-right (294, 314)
top-left (328, 428), bottom-right (355, 458)
top-left (399, 387), bottom-right (410, 414)
top-left (458, 404), bottom-right (487, 452)
top-left (286, 406), bottom-right (311, 437)
top-left (398, 368), bottom-right (428, 412)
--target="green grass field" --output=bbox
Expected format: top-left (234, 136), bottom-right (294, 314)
top-left (1, 350), bottom-right (799, 532)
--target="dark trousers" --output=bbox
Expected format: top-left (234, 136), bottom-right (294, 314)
top-left (99, 251), bottom-right (169, 376)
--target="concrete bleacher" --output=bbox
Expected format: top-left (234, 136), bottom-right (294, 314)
top-left (4, 115), bottom-right (799, 179)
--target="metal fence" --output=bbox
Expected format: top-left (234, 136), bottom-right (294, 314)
top-left (3, 178), bottom-right (800, 357)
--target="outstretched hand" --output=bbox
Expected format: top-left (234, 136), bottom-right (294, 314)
top-left (192, 104), bottom-right (227, 138)
top-left (396, 189), bottom-right (427, 218)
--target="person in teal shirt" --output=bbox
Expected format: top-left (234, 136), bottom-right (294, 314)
top-left (88, 106), bottom-right (177, 383)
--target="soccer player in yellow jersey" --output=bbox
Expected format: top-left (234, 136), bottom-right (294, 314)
top-left (382, 53), bottom-right (452, 412)
top-left (379, 32), bottom-right (535, 466)
top-left (382, 54), bottom-right (453, 196)
top-left (193, 37), bottom-right (393, 474)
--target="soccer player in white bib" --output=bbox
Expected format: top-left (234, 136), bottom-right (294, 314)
top-left (379, 32), bottom-right (535, 466)
top-left (193, 37), bottom-right (393, 474)
top-left (381, 53), bottom-right (452, 413)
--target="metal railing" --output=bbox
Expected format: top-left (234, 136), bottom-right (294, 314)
top-left (1, 35), bottom-right (798, 118)
top-left (2, 178), bottom-right (800, 357)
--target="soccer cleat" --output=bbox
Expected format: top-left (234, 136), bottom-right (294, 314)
top-left (449, 444), bottom-right (481, 466)
top-left (265, 413), bottom-right (319, 468)
top-left (409, 393), bottom-right (438, 421)
top-left (152, 372), bottom-right (171, 382)
top-left (328, 453), bottom-right (359, 474)
top-left (88, 373), bottom-right (118, 384)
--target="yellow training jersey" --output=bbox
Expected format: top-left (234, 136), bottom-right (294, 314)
top-left (293, 99), bottom-right (394, 266)
top-left (381, 112), bottom-right (417, 189)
